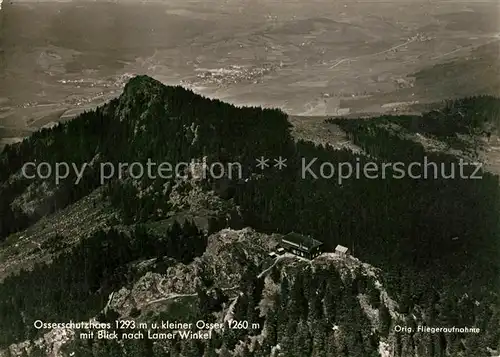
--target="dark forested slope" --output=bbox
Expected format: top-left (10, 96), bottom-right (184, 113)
top-left (0, 76), bottom-right (498, 357)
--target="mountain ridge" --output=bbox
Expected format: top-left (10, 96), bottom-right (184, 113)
top-left (0, 75), bottom-right (498, 356)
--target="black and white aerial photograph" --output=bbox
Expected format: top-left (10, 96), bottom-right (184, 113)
top-left (0, 0), bottom-right (499, 356)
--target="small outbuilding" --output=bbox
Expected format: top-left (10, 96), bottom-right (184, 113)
top-left (335, 245), bottom-right (350, 257)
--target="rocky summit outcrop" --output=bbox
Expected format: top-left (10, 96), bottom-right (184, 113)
top-left (107, 227), bottom-right (278, 317)
top-left (0, 227), bottom-right (408, 357)
top-left (3, 223), bottom-right (474, 357)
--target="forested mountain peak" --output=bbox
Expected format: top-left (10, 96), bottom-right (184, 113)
top-left (111, 75), bottom-right (179, 124)
top-left (0, 228), bottom-right (427, 356)
top-left (0, 77), bottom-right (499, 356)
top-left (122, 75), bottom-right (165, 99)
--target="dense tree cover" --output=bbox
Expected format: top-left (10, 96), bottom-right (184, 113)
top-left (53, 264), bottom-right (381, 357)
top-left (236, 138), bottom-right (499, 290)
top-left (0, 109), bottom-right (110, 239)
top-left (0, 220), bottom-right (206, 346)
top-left (0, 76), bottom-right (293, 234)
top-left (321, 111), bottom-right (500, 292)
top-left (383, 96), bottom-right (500, 139)
top-left (334, 95), bottom-right (500, 152)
